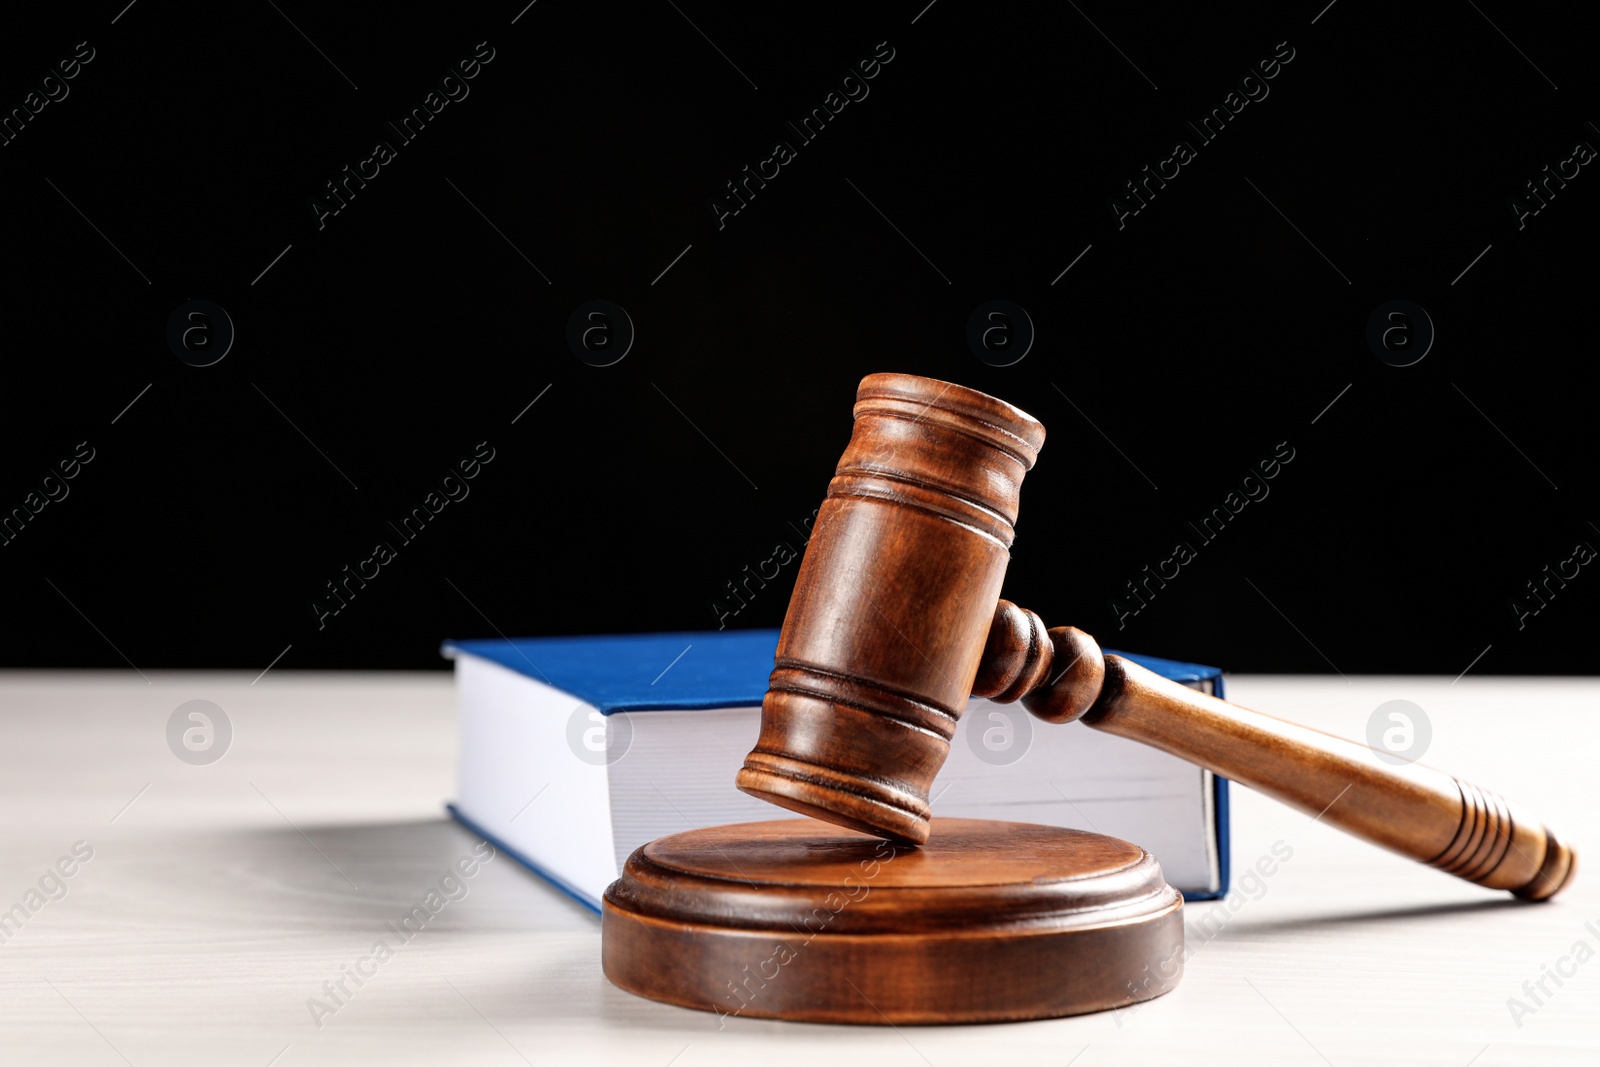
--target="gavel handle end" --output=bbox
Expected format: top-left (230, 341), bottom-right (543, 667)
top-left (976, 601), bottom-right (1579, 902)
top-left (1512, 829), bottom-right (1578, 902)
top-left (1083, 653), bottom-right (1580, 902)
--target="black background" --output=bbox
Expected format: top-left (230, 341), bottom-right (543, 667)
top-left (3, 1), bottom-right (1596, 675)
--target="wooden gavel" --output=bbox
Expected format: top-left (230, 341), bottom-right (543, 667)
top-left (737, 373), bottom-right (1576, 901)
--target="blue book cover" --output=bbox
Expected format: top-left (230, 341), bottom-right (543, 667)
top-left (443, 630), bottom-right (1230, 906)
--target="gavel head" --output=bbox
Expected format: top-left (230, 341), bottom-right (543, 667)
top-left (736, 373), bottom-right (1049, 845)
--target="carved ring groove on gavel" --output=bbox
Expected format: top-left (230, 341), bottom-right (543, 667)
top-left (736, 372), bottom-right (1577, 901)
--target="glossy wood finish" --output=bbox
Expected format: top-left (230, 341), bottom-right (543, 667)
top-left (602, 818), bottom-right (1184, 1024)
top-left (1083, 655), bottom-right (1578, 901)
top-left (737, 373), bottom-right (1577, 901)
top-left (736, 373), bottom-right (1047, 845)
top-left (974, 603), bottom-right (1575, 898)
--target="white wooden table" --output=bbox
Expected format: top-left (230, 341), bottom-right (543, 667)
top-left (1, 671), bottom-right (1594, 1066)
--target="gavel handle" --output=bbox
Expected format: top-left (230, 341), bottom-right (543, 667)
top-left (1087, 655), bottom-right (1576, 901)
top-left (977, 607), bottom-right (1577, 900)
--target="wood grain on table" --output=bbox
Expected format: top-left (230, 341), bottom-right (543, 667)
top-left (0, 671), bottom-right (1593, 1066)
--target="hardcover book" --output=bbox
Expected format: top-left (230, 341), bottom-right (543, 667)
top-left (443, 630), bottom-right (1229, 910)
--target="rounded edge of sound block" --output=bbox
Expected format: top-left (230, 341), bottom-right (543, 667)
top-left (602, 818), bottom-right (1184, 1025)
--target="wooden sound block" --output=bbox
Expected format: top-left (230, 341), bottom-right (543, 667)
top-left (602, 817), bottom-right (1184, 1025)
